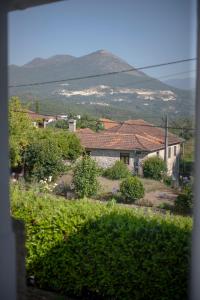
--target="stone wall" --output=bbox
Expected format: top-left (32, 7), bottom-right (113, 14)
top-left (90, 144), bottom-right (181, 178)
top-left (90, 149), bottom-right (135, 171)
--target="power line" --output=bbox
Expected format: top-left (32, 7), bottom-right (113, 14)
top-left (9, 57), bottom-right (196, 88)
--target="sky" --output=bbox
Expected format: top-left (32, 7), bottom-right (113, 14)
top-left (9, 0), bottom-right (197, 80)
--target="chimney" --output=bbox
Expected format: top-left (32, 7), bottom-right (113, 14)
top-left (68, 119), bottom-right (76, 132)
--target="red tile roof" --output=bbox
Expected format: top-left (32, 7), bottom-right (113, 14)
top-left (100, 118), bottom-right (119, 129)
top-left (27, 110), bottom-right (56, 121)
top-left (76, 128), bottom-right (94, 133)
top-left (76, 119), bottom-right (182, 152)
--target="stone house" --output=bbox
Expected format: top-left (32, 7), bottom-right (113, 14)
top-left (73, 119), bottom-right (183, 178)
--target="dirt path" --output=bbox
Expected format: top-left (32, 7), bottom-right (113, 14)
top-left (57, 174), bottom-right (178, 208)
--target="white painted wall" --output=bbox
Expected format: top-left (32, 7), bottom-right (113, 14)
top-left (146, 144), bottom-right (181, 176)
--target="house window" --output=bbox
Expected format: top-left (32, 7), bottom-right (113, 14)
top-left (86, 150), bottom-right (91, 156)
top-left (120, 153), bottom-right (130, 165)
top-left (156, 151), bottom-right (159, 157)
top-left (174, 146), bottom-right (177, 156)
top-left (168, 147), bottom-right (171, 158)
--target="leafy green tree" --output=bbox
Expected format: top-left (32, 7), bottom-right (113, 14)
top-left (55, 131), bottom-right (83, 161)
top-left (77, 114), bottom-right (104, 132)
top-left (24, 137), bottom-right (64, 181)
top-left (169, 117), bottom-right (194, 140)
top-left (35, 128), bottom-right (82, 161)
top-left (9, 97), bottom-right (34, 168)
top-left (48, 119), bottom-right (68, 130)
top-left (73, 156), bottom-right (99, 198)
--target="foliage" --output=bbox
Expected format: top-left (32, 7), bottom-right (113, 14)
top-left (170, 117), bottom-right (194, 140)
top-left (175, 184), bottom-right (193, 213)
top-left (54, 130), bottom-right (83, 161)
top-left (120, 176), bottom-right (145, 203)
top-left (143, 156), bottom-right (167, 180)
top-left (163, 175), bottom-right (173, 187)
top-left (24, 137), bottom-right (65, 182)
top-left (34, 128), bottom-right (82, 162)
top-left (103, 160), bottom-right (131, 179)
top-left (73, 156), bottom-right (100, 198)
top-left (48, 119), bottom-right (68, 130)
top-left (180, 159), bottom-right (194, 177)
top-left (11, 183), bottom-right (192, 300)
top-left (9, 97), bottom-right (34, 168)
top-left (76, 114), bottom-right (104, 132)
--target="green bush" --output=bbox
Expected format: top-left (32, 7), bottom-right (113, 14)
top-left (103, 160), bottom-right (131, 179)
top-left (24, 138), bottom-right (65, 182)
top-left (11, 184), bottom-right (192, 300)
top-left (143, 156), bottom-right (167, 180)
top-left (73, 156), bottom-right (99, 198)
top-left (163, 175), bottom-right (173, 187)
top-left (175, 184), bottom-right (193, 213)
top-left (120, 176), bottom-right (145, 203)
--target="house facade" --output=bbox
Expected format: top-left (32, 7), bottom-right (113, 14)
top-left (74, 119), bottom-right (182, 178)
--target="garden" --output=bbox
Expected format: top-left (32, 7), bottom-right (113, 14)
top-left (10, 98), bottom-right (193, 299)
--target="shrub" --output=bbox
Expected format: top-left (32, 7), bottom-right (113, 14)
top-left (163, 175), bottom-right (173, 187)
top-left (73, 156), bottom-right (99, 198)
top-left (143, 156), bottom-right (167, 180)
top-left (175, 184), bottom-right (193, 213)
top-left (120, 176), bottom-right (145, 203)
top-left (103, 160), bottom-right (131, 179)
top-left (11, 184), bottom-right (192, 300)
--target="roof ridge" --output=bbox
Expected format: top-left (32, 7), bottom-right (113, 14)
top-left (135, 133), bottom-right (162, 145)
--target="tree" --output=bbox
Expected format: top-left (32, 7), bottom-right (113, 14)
top-left (54, 131), bottom-right (83, 161)
top-left (73, 156), bottom-right (99, 198)
top-left (24, 137), bottom-right (64, 182)
top-left (35, 128), bottom-right (83, 161)
top-left (76, 114), bottom-right (104, 132)
top-left (9, 97), bottom-right (34, 168)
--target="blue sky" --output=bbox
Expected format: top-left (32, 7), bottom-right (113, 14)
top-left (9, 0), bottom-right (196, 79)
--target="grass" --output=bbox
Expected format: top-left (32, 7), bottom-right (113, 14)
top-left (140, 178), bottom-right (171, 193)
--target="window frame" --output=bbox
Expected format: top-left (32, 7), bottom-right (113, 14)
top-left (120, 152), bottom-right (130, 165)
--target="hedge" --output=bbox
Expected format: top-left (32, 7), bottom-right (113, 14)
top-left (11, 184), bottom-right (192, 300)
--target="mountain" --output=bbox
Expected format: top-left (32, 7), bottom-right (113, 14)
top-left (9, 50), bottom-right (195, 121)
top-left (163, 76), bottom-right (196, 91)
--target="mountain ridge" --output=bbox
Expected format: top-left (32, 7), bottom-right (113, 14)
top-left (9, 49), bottom-right (194, 121)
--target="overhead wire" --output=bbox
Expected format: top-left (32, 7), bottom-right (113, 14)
top-left (8, 57), bottom-right (196, 88)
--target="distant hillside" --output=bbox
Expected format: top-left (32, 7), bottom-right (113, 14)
top-left (9, 50), bottom-right (195, 121)
top-left (163, 76), bottom-right (196, 91)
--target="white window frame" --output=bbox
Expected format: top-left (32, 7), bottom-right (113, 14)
top-left (0, 1), bottom-right (199, 300)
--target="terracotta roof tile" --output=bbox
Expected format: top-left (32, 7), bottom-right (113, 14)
top-left (99, 118), bottom-right (119, 129)
top-left (76, 119), bottom-right (182, 152)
